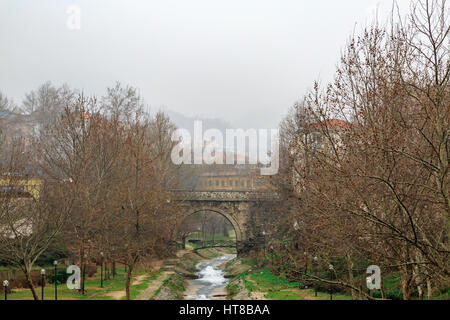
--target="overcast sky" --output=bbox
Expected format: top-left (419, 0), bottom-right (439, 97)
top-left (0, 0), bottom-right (411, 129)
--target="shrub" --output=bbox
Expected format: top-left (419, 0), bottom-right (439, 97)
top-left (85, 263), bottom-right (97, 277)
top-left (386, 288), bottom-right (403, 300)
top-left (47, 268), bottom-right (70, 284)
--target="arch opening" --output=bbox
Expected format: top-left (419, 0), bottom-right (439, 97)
top-left (175, 209), bottom-right (241, 253)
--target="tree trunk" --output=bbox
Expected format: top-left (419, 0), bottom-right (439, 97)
top-left (105, 262), bottom-right (110, 280)
top-left (380, 273), bottom-right (386, 299)
top-left (25, 270), bottom-right (39, 300)
top-left (112, 260), bottom-right (116, 277)
top-left (222, 224), bottom-right (229, 237)
top-left (79, 245), bottom-right (85, 294)
top-left (400, 264), bottom-right (412, 300)
top-left (182, 236), bottom-right (186, 249)
top-left (427, 278), bottom-right (432, 300)
top-left (345, 253), bottom-right (356, 300)
top-left (125, 265), bottom-right (133, 300)
top-left (413, 252), bottom-right (424, 300)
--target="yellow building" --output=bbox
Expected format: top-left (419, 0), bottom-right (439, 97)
top-left (0, 176), bottom-right (41, 199)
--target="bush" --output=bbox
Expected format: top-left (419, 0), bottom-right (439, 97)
top-left (34, 242), bottom-right (69, 266)
top-left (47, 268), bottom-right (70, 285)
top-left (84, 263), bottom-right (97, 278)
top-left (386, 288), bottom-right (403, 300)
top-left (372, 291), bottom-right (382, 298)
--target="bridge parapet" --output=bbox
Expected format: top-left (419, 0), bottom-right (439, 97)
top-left (170, 190), bottom-right (278, 202)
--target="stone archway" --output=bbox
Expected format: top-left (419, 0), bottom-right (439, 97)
top-left (171, 190), bottom-right (279, 256)
top-left (175, 207), bottom-right (243, 245)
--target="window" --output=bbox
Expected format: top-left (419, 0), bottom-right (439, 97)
top-left (247, 180), bottom-right (251, 187)
top-left (241, 181), bottom-right (245, 187)
top-left (221, 180), bottom-right (225, 187)
top-left (209, 180), bottom-right (212, 186)
top-left (216, 180), bottom-right (219, 187)
top-left (235, 180), bottom-right (239, 187)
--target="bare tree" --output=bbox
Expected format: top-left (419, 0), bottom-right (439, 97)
top-left (280, 0), bottom-right (449, 300)
top-left (22, 82), bottom-right (76, 130)
top-left (0, 139), bottom-right (70, 300)
top-left (0, 91), bottom-right (17, 112)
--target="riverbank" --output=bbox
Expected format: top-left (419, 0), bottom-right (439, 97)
top-left (131, 246), bottom-right (236, 300)
top-left (223, 257), bottom-right (353, 300)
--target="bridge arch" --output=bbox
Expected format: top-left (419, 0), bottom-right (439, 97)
top-left (170, 190), bottom-right (279, 255)
top-left (175, 207), bottom-right (243, 243)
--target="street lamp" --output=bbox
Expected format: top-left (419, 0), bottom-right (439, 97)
top-left (304, 251), bottom-right (308, 274)
top-left (262, 231), bottom-right (266, 255)
top-left (329, 264), bottom-right (334, 300)
top-left (53, 260), bottom-right (58, 300)
top-left (270, 245), bottom-right (274, 267)
top-left (100, 252), bottom-right (104, 288)
top-left (3, 280), bottom-right (9, 300)
top-left (313, 256), bottom-right (318, 297)
top-left (82, 253), bottom-right (87, 295)
top-left (40, 269), bottom-right (46, 300)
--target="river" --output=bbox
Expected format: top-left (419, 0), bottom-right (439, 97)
top-left (184, 254), bottom-right (236, 300)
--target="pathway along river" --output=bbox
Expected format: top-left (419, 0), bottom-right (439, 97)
top-left (184, 254), bottom-right (236, 300)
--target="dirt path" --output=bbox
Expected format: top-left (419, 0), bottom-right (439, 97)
top-left (132, 274), bottom-right (149, 286)
top-left (134, 271), bottom-right (174, 300)
top-left (105, 290), bottom-right (126, 300)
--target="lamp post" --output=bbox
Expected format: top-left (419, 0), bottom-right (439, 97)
top-left (100, 252), bottom-right (104, 288)
top-left (3, 280), bottom-right (9, 300)
top-left (270, 245), bottom-right (274, 268)
top-left (53, 260), bottom-right (58, 300)
top-left (82, 253), bottom-right (87, 295)
top-left (329, 264), bottom-right (334, 300)
top-left (304, 251), bottom-right (308, 274)
top-left (262, 231), bottom-right (266, 256)
top-left (40, 269), bottom-right (46, 300)
top-left (313, 256), bottom-right (318, 297)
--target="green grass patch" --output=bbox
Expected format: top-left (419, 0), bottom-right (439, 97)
top-left (6, 265), bottom-right (161, 300)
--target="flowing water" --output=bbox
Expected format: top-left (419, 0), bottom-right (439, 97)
top-left (185, 254), bottom-right (236, 300)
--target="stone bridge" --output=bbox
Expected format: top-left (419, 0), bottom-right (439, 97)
top-left (170, 190), bottom-right (279, 256)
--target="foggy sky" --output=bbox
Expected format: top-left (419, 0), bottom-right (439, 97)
top-left (0, 0), bottom-right (411, 129)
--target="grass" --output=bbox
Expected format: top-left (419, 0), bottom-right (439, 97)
top-left (5, 266), bottom-right (163, 300)
top-left (187, 229), bottom-right (236, 242)
top-left (150, 274), bottom-right (185, 300)
top-left (264, 288), bottom-right (352, 300)
top-left (228, 262), bottom-right (353, 301)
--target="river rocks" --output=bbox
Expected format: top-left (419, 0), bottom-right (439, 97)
top-left (153, 274), bottom-right (186, 300)
top-left (226, 277), bottom-right (251, 300)
top-left (223, 258), bottom-right (252, 278)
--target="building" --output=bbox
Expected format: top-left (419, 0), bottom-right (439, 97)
top-left (194, 169), bottom-right (272, 192)
top-left (0, 176), bottom-right (42, 199)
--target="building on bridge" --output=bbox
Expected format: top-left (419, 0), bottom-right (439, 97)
top-left (0, 175), bottom-right (41, 199)
top-left (193, 169), bottom-right (273, 192)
